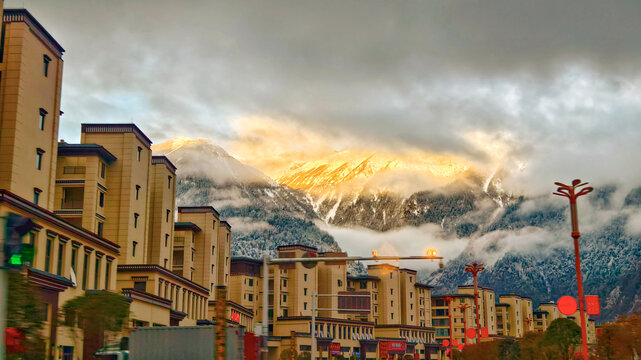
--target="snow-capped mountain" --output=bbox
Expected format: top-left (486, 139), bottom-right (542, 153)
top-left (153, 138), bottom-right (341, 258)
top-left (156, 137), bottom-right (641, 322)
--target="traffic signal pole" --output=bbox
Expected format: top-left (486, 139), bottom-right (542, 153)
top-left (0, 267), bottom-right (6, 360)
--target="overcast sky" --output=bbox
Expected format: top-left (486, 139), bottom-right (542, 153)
top-left (8, 0), bottom-right (641, 194)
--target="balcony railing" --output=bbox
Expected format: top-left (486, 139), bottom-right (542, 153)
top-left (61, 199), bottom-right (84, 209)
top-left (63, 166), bottom-right (86, 174)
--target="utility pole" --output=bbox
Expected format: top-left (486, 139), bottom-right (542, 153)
top-left (464, 263), bottom-right (485, 344)
top-left (554, 179), bottom-right (593, 360)
top-left (262, 254), bottom-right (269, 360)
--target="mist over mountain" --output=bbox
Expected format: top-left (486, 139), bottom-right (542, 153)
top-left (156, 137), bottom-right (641, 322)
top-left (153, 138), bottom-right (342, 259)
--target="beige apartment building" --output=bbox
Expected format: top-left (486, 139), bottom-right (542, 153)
top-left (533, 301), bottom-right (596, 344)
top-left (458, 285), bottom-right (497, 336)
top-left (496, 294), bottom-right (534, 338)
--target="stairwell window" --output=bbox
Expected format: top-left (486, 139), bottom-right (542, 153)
top-left (135, 185), bottom-right (140, 200)
top-left (38, 108), bottom-right (47, 130)
top-left (137, 146), bottom-right (142, 161)
top-left (168, 175), bottom-right (172, 189)
top-left (97, 221), bottom-right (104, 237)
top-left (165, 234), bottom-right (169, 247)
top-left (43, 55), bottom-right (51, 77)
top-left (36, 148), bottom-right (45, 170)
top-left (166, 209), bottom-right (170, 222)
top-left (99, 192), bottom-right (104, 207)
top-left (134, 213), bottom-right (139, 228)
top-left (132, 241), bottom-right (138, 257)
top-left (101, 162), bottom-right (106, 178)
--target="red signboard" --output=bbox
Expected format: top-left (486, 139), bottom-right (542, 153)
top-left (481, 327), bottom-right (489, 338)
top-left (379, 340), bottom-right (406, 359)
top-left (244, 332), bottom-right (258, 360)
top-left (231, 312), bottom-right (241, 323)
top-left (586, 295), bottom-right (600, 315)
top-left (558, 296), bottom-right (578, 316)
top-left (330, 342), bottom-right (341, 356)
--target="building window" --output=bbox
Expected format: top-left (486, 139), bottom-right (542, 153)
top-left (211, 265), bottom-right (214, 273)
top-left (166, 209), bottom-right (170, 222)
top-left (168, 175), bottom-right (172, 189)
top-left (135, 185), bottom-right (141, 200)
top-left (38, 108), bottom-right (47, 130)
top-left (304, 288), bottom-right (308, 296)
top-left (105, 261), bottom-right (111, 289)
top-left (43, 55), bottom-right (51, 76)
top-left (304, 302), bottom-right (307, 310)
top-left (248, 279), bottom-right (253, 287)
top-left (94, 258), bottom-right (101, 289)
top-left (165, 234), bottom-right (169, 247)
top-left (338, 279), bottom-right (343, 287)
top-left (164, 259), bottom-right (168, 268)
top-left (304, 274), bottom-right (308, 282)
top-left (391, 313), bottom-right (394, 320)
top-left (100, 162), bottom-right (106, 178)
top-left (56, 242), bottom-right (65, 276)
top-left (283, 295), bottom-right (287, 302)
top-left (212, 246), bottom-right (215, 255)
top-left (134, 213), bottom-right (139, 228)
top-left (97, 221), bottom-right (104, 237)
top-left (82, 253), bottom-right (89, 290)
top-left (44, 237), bottom-right (53, 272)
top-left (248, 294), bottom-right (253, 301)
top-left (283, 279), bottom-right (287, 287)
top-left (134, 281), bottom-right (146, 292)
top-left (391, 289), bottom-right (393, 295)
top-left (36, 148), bottom-right (45, 170)
top-left (71, 247), bottom-right (77, 272)
top-left (137, 146), bottom-right (142, 161)
top-left (132, 241), bottom-right (138, 257)
top-left (99, 192), bottom-right (105, 207)
top-left (33, 188), bottom-right (42, 205)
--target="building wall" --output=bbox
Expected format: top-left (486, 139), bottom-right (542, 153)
top-left (172, 229), bottom-right (196, 279)
top-left (217, 222), bottom-right (231, 288)
top-left (146, 159), bottom-right (175, 268)
top-left (177, 208), bottom-right (220, 297)
top-left (82, 128), bottom-right (152, 264)
top-left (0, 14), bottom-right (63, 211)
top-left (399, 269), bottom-right (418, 326)
top-left (499, 295), bottom-right (525, 338)
top-left (316, 253), bottom-right (347, 319)
top-left (368, 264), bottom-right (401, 325)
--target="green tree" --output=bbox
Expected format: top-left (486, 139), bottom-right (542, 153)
top-left (499, 339), bottom-right (521, 360)
top-left (6, 271), bottom-right (46, 360)
top-left (280, 348), bottom-right (297, 360)
top-left (542, 318), bottom-right (581, 360)
top-left (59, 291), bottom-right (130, 354)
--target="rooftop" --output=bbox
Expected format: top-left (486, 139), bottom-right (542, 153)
top-left (58, 143), bottom-right (117, 163)
top-left (178, 206), bottom-right (220, 217)
top-left (151, 155), bottom-right (177, 174)
top-left (81, 123), bottom-right (153, 148)
top-left (174, 222), bottom-right (201, 233)
top-left (3, 9), bottom-right (65, 57)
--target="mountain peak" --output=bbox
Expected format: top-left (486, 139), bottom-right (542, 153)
top-left (153, 137), bottom-right (272, 185)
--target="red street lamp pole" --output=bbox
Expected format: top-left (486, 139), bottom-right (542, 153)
top-left (445, 295), bottom-right (454, 360)
top-left (458, 304), bottom-right (471, 344)
top-left (554, 179), bottom-right (593, 360)
top-left (464, 263), bottom-right (485, 344)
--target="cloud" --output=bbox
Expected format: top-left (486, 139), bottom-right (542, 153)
top-left (11, 0), bottom-right (641, 195)
top-left (226, 217), bottom-right (275, 233)
top-left (316, 221), bottom-right (468, 273)
top-left (625, 210), bottom-right (641, 235)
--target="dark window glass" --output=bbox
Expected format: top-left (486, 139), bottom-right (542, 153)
top-left (44, 238), bottom-right (52, 272)
top-left (36, 149), bottom-right (45, 170)
top-left (100, 162), bottom-right (106, 178)
top-left (134, 281), bottom-right (146, 292)
top-left (97, 221), bottom-right (104, 237)
top-left (82, 253), bottom-right (89, 290)
top-left (43, 55), bottom-right (51, 76)
top-left (99, 192), bottom-right (104, 207)
top-left (57, 243), bottom-right (64, 275)
top-left (137, 146), bottom-right (142, 161)
top-left (134, 213), bottom-right (139, 228)
top-left (132, 242), bottom-right (137, 257)
top-left (135, 185), bottom-right (140, 200)
top-left (94, 258), bottom-right (100, 289)
top-left (71, 248), bottom-right (77, 272)
top-left (39, 108), bottom-right (47, 130)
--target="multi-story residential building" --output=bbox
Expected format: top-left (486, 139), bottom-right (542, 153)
top-left (0, 8), bottom-right (64, 212)
top-left (497, 294), bottom-right (533, 338)
top-left (228, 246), bottom-right (439, 360)
top-left (533, 302), bottom-right (596, 344)
top-left (495, 303), bottom-right (510, 337)
top-left (458, 285), bottom-right (497, 336)
top-left (432, 294), bottom-right (477, 346)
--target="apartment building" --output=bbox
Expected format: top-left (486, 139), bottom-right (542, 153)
top-left (458, 285), bottom-right (497, 336)
top-left (533, 302), bottom-right (596, 344)
top-left (432, 294), bottom-right (477, 346)
top-left (496, 294), bottom-right (533, 338)
top-left (229, 246), bottom-right (439, 360)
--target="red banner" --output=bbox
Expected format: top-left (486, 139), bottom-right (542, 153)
top-left (480, 327), bottom-right (489, 338)
top-left (379, 340), bottom-right (406, 359)
top-left (585, 295), bottom-right (600, 315)
top-left (330, 342), bottom-right (341, 355)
